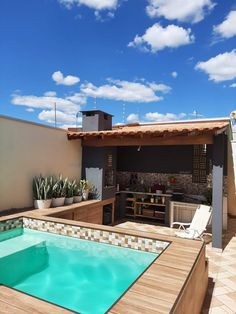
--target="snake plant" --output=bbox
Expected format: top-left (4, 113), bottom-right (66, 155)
top-left (52, 174), bottom-right (68, 198)
top-left (65, 180), bottom-right (76, 198)
top-left (33, 175), bottom-right (52, 200)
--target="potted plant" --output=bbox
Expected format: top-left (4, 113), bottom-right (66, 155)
top-left (33, 175), bottom-right (52, 209)
top-left (65, 180), bottom-right (76, 205)
top-left (80, 179), bottom-right (90, 201)
top-left (51, 175), bottom-right (67, 207)
top-left (73, 182), bottom-right (82, 203)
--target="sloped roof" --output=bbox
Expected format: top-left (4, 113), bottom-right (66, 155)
top-left (67, 119), bottom-right (229, 140)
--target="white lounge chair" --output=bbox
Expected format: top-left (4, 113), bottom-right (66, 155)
top-left (172, 204), bottom-right (212, 240)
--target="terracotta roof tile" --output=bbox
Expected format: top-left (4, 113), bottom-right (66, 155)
top-left (67, 120), bottom-right (229, 140)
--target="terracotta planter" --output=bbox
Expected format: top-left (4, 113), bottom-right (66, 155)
top-left (74, 196), bottom-right (82, 203)
top-left (34, 199), bottom-right (52, 209)
top-left (65, 197), bottom-right (74, 205)
top-left (52, 197), bottom-right (65, 207)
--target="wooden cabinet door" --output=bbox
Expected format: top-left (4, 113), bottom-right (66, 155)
top-left (87, 206), bottom-right (103, 224)
top-left (56, 212), bottom-right (73, 220)
top-left (74, 208), bottom-right (88, 222)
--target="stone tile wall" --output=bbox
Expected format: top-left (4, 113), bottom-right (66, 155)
top-left (116, 171), bottom-right (227, 196)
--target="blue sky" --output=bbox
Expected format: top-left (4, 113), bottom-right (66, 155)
top-left (0, 0), bottom-right (236, 127)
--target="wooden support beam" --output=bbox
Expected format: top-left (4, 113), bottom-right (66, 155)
top-left (82, 134), bottom-right (213, 146)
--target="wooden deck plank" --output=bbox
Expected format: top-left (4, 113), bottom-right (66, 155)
top-left (109, 290), bottom-right (173, 314)
top-left (0, 300), bottom-right (28, 314)
top-left (140, 275), bottom-right (187, 299)
top-left (0, 286), bottom-right (72, 314)
top-left (129, 281), bottom-right (178, 303)
top-left (145, 263), bottom-right (188, 281)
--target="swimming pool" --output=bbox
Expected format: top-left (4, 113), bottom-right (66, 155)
top-left (0, 228), bottom-right (158, 313)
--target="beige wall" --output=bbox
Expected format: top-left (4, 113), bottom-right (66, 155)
top-left (0, 116), bottom-right (82, 211)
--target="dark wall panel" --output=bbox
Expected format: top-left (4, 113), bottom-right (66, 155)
top-left (82, 147), bottom-right (117, 200)
top-left (117, 145), bottom-right (193, 173)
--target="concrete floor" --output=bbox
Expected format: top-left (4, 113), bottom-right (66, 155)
top-left (117, 218), bottom-right (236, 314)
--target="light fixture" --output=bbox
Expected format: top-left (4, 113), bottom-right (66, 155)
top-left (137, 145), bottom-right (141, 152)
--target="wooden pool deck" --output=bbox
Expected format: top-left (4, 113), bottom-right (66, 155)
top-left (0, 209), bottom-right (208, 314)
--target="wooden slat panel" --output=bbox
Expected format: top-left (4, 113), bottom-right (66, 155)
top-left (173, 246), bottom-right (208, 313)
top-left (87, 206), bottom-right (103, 224)
top-left (74, 207), bottom-right (88, 222)
top-left (55, 212), bottom-right (73, 220)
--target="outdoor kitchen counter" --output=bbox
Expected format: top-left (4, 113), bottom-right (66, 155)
top-left (116, 191), bottom-right (172, 197)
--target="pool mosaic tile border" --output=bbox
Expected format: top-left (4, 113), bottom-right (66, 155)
top-left (22, 217), bottom-right (169, 254)
top-left (0, 217), bottom-right (23, 232)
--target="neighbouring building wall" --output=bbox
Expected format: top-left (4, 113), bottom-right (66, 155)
top-left (0, 116), bottom-right (82, 211)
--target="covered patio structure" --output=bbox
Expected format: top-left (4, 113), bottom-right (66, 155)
top-left (68, 117), bottom-right (231, 249)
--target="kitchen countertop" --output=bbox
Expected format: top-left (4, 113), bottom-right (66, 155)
top-left (116, 191), bottom-right (172, 197)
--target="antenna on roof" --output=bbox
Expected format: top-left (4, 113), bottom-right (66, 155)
top-left (193, 110), bottom-right (198, 119)
top-left (93, 96), bottom-right (97, 109)
top-left (122, 103), bottom-right (126, 124)
top-left (137, 106), bottom-right (140, 122)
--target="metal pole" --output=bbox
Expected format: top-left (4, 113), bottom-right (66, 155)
top-left (94, 96), bottom-right (97, 109)
top-left (122, 103), bottom-right (126, 124)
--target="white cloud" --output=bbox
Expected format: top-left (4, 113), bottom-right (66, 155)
top-left (38, 110), bottom-right (79, 125)
top-left (58, 0), bottom-right (118, 11)
top-left (171, 71), bottom-right (178, 78)
top-left (145, 112), bottom-right (187, 122)
top-left (128, 23), bottom-right (194, 53)
top-left (60, 123), bottom-right (82, 129)
top-left (66, 93), bottom-right (87, 105)
top-left (195, 50), bottom-right (236, 82)
top-left (80, 80), bottom-right (164, 102)
top-left (148, 83), bottom-right (171, 94)
top-left (126, 111), bottom-right (205, 124)
top-left (44, 91), bottom-right (57, 97)
top-left (52, 70), bottom-right (80, 86)
top-left (11, 84), bottom-right (89, 127)
top-left (11, 93), bottom-right (82, 114)
top-left (213, 11), bottom-right (236, 39)
top-left (127, 113), bottom-right (139, 123)
top-left (230, 83), bottom-right (236, 88)
top-left (146, 0), bottom-right (215, 23)
top-left (94, 9), bottom-right (115, 21)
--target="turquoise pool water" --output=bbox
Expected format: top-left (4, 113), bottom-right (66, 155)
top-left (0, 228), bottom-right (157, 313)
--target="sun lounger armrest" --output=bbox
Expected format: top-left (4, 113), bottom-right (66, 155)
top-left (171, 222), bottom-right (191, 230)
